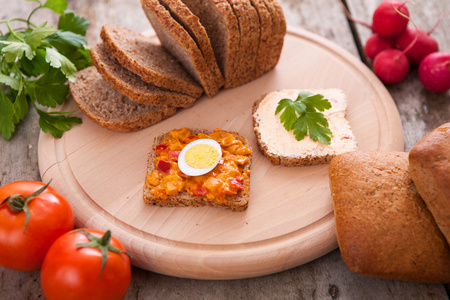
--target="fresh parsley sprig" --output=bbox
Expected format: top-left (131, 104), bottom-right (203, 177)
top-left (0, 0), bottom-right (91, 141)
top-left (275, 91), bottom-right (333, 145)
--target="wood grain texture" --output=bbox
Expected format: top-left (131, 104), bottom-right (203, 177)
top-left (0, 0), bottom-right (449, 298)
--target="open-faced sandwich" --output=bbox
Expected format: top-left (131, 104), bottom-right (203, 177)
top-left (143, 128), bottom-right (252, 211)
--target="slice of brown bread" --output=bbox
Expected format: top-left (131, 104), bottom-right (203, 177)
top-left (69, 67), bottom-right (177, 132)
top-left (227, 0), bottom-right (261, 87)
top-left (181, 0), bottom-right (240, 89)
top-left (143, 128), bottom-right (252, 211)
top-left (248, 0), bottom-right (273, 78)
top-left (91, 43), bottom-right (197, 108)
top-left (141, 0), bottom-right (220, 97)
top-left (409, 122), bottom-right (450, 245)
top-left (330, 151), bottom-right (450, 283)
top-left (263, 0), bottom-right (286, 72)
top-left (100, 23), bottom-right (203, 99)
top-left (158, 0), bottom-right (225, 91)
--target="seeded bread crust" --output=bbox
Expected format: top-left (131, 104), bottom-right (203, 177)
top-left (329, 151), bottom-right (450, 283)
top-left (252, 95), bottom-right (334, 166)
top-left (141, 0), bottom-right (220, 97)
top-left (249, 0), bottom-right (272, 78)
top-left (100, 23), bottom-right (203, 98)
top-left (159, 0), bottom-right (225, 91)
top-left (143, 128), bottom-right (252, 211)
top-left (263, 0), bottom-right (286, 72)
top-left (69, 67), bottom-right (177, 132)
top-left (409, 122), bottom-right (450, 245)
top-left (91, 43), bottom-right (197, 108)
top-left (181, 0), bottom-right (240, 89)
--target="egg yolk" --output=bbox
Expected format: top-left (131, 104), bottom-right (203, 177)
top-left (185, 144), bottom-right (219, 169)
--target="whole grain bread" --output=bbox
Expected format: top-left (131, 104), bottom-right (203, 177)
top-left (263, 0), bottom-right (286, 72)
top-left (252, 89), bottom-right (358, 166)
top-left (100, 23), bottom-right (203, 98)
top-left (143, 128), bottom-right (252, 211)
top-left (409, 122), bottom-right (450, 245)
top-left (141, 0), bottom-right (220, 97)
top-left (158, 0), bottom-right (225, 91)
top-left (181, 0), bottom-right (240, 88)
top-left (91, 43), bottom-right (197, 108)
top-left (69, 67), bottom-right (177, 132)
top-left (227, 0), bottom-right (260, 86)
top-left (329, 151), bottom-right (450, 283)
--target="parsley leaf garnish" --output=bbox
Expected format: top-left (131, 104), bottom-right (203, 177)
top-left (275, 91), bottom-right (333, 145)
top-left (0, 0), bottom-right (91, 141)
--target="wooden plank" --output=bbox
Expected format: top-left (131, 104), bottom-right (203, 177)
top-left (0, 0), bottom-right (448, 299)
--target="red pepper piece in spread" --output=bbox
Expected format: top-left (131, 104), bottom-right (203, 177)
top-left (229, 178), bottom-right (243, 190)
top-left (157, 160), bottom-right (171, 173)
top-left (196, 183), bottom-right (207, 196)
top-left (168, 151), bottom-right (181, 160)
top-left (155, 143), bottom-right (169, 154)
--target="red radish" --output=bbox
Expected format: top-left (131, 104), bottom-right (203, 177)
top-left (372, 1), bottom-right (409, 37)
top-left (364, 33), bottom-right (396, 59)
top-left (418, 52), bottom-right (450, 93)
top-left (373, 49), bottom-right (410, 84)
top-left (396, 28), bottom-right (439, 65)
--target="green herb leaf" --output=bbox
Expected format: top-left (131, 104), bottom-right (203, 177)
top-left (45, 47), bottom-right (76, 81)
top-left (28, 68), bottom-right (69, 107)
top-left (1, 41), bottom-right (35, 61)
top-left (19, 48), bottom-right (50, 77)
top-left (58, 11), bottom-right (89, 36)
top-left (26, 23), bottom-right (57, 49)
top-left (275, 91), bottom-right (332, 145)
top-left (43, 0), bottom-right (67, 15)
top-left (0, 74), bottom-right (21, 90)
top-left (13, 88), bottom-right (29, 124)
top-left (36, 106), bottom-right (81, 138)
top-left (0, 90), bottom-right (15, 140)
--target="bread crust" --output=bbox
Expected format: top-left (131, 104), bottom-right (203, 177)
top-left (329, 151), bottom-right (450, 283)
top-left (263, 0), bottom-right (286, 72)
top-left (100, 23), bottom-right (204, 98)
top-left (143, 128), bottom-right (252, 211)
top-left (141, 0), bottom-right (220, 97)
top-left (91, 43), bottom-right (197, 108)
top-left (409, 122), bottom-right (450, 245)
top-left (69, 67), bottom-right (177, 132)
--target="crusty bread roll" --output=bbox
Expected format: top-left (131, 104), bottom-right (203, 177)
top-left (329, 151), bottom-right (450, 283)
top-left (409, 122), bottom-right (450, 245)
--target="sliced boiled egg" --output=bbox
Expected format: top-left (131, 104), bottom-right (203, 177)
top-left (178, 139), bottom-right (222, 176)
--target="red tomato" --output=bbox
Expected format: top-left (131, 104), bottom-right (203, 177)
top-left (0, 181), bottom-right (74, 271)
top-left (41, 228), bottom-right (132, 300)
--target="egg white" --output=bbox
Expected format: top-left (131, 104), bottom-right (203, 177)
top-left (178, 139), bottom-right (223, 176)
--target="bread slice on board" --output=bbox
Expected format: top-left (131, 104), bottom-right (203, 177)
top-left (263, 0), bottom-right (286, 72)
top-left (91, 43), bottom-right (197, 108)
top-left (409, 122), bottom-right (450, 245)
top-left (69, 67), bottom-right (177, 132)
top-left (329, 151), bottom-right (450, 283)
top-left (227, 0), bottom-right (260, 87)
top-left (100, 23), bottom-right (203, 99)
top-left (252, 89), bottom-right (358, 166)
top-left (181, 0), bottom-right (240, 89)
top-left (143, 128), bottom-right (252, 211)
top-left (141, 0), bottom-right (220, 97)
top-left (158, 0), bottom-right (225, 91)
top-left (248, 0), bottom-right (273, 78)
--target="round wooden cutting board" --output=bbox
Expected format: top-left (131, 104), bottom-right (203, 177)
top-left (38, 27), bottom-right (403, 280)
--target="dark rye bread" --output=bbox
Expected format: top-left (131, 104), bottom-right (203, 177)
top-left (249, 0), bottom-right (273, 78)
top-left (143, 128), bottom-right (252, 211)
top-left (100, 23), bottom-right (203, 99)
top-left (263, 0), bottom-right (286, 71)
top-left (141, 0), bottom-right (220, 97)
top-left (227, 0), bottom-right (260, 87)
top-left (69, 67), bottom-right (177, 132)
top-left (91, 43), bottom-right (197, 108)
top-left (181, 0), bottom-right (240, 89)
top-left (329, 151), bottom-right (450, 283)
top-left (409, 122), bottom-right (450, 245)
top-left (158, 0), bottom-right (225, 91)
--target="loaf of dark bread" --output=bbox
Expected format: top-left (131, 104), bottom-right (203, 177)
top-left (409, 122), bottom-right (450, 245)
top-left (143, 128), bottom-right (252, 211)
top-left (329, 151), bottom-right (450, 283)
top-left (69, 67), bottom-right (177, 132)
top-left (90, 43), bottom-right (198, 108)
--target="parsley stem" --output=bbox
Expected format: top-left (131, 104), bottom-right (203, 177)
top-left (27, 6), bottom-right (43, 27)
top-left (5, 20), bottom-right (25, 42)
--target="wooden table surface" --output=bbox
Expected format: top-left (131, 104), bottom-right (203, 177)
top-left (1, 0), bottom-right (449, 299)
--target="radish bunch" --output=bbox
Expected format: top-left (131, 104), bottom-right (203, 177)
top-left (356, 0), bottom-right (449, 92)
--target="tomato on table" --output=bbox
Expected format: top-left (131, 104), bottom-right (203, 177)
top-left (41, 228), bottom-right (132, 300)
top-left (0, 181), bottom-right (75, 271)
